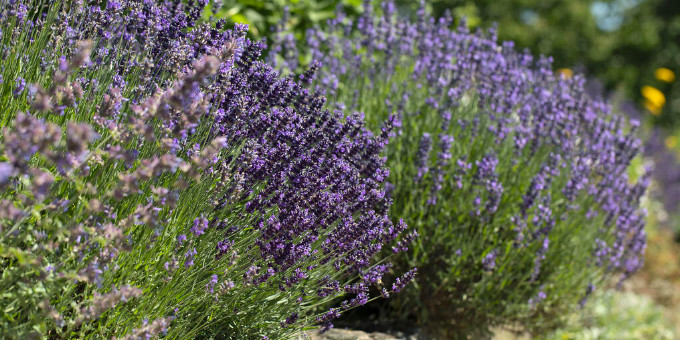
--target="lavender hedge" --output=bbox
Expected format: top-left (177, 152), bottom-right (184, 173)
top-left (271, 1), bottom-right (649, 337)
top-left (0, 1), bottom-right (412, 338)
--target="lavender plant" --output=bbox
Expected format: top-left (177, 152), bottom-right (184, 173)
top-left (0, 1), bottom-right (411, 338)
top-left (271, 1), bottom-right (649, 337)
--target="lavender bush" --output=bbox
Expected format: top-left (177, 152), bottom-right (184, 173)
top-left (271, 1), bottom-right (649, 337)
top-left (0, 1), bottom-right (411, 338)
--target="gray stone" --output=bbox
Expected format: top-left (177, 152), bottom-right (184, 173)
top-left (298, 329), bottom-right (410, 340)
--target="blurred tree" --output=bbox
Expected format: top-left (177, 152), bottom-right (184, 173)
top-left (642, 0), bottom-right (680, 127)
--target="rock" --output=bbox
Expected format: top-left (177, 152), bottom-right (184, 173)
top-left (298, 329), bottom-right (417, 340)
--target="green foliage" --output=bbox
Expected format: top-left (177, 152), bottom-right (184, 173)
top-left (205, 0), bottom-right (362, 38)
top-left (548, 290), bottom-right (676, 340)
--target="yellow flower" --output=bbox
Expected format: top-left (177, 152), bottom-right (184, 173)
top-left (641, 86), bottom-right (666, 108)
top-left (643, 100), bottom-right (662, 116)
top-left (655, 67), bottom-right (676, 83)
top-left (557, 68), bottom-right (573, 79)
top-left (665, 136), bottom-right (677, 149)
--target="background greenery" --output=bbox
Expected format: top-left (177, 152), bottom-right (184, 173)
top-left (207, 0), bottom-right (360, 37)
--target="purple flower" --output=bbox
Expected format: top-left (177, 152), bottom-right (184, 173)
top-left (473, 154), bottom-right (503, 215)
top-left (482, 249), bottom-right (498, 271)
top-left (415, 133), bottom-right (432, 181)
top-left (176, 234), bottom-right (187, 247)
top-left (0, 163), bottom-right (15, 184)
top-left (391, 268), bottom-right (417, 293)
top-left (13, 77), bottom-right (26, 97)
top-left (528, 287), bottom-right (547, 308)
top-left (184, 248), bottom-right (197, 268)
top-left (281, 312), bottom-right (299, 328)
top-left (190, 217), bottom-right (208, 236)
top-left (428, 134), bottom-right (454, 205)
top-left (205, 274), bottom-right (218, 293)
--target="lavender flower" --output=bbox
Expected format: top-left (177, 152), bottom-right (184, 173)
top-left (391, 268), bottom-right (417, 293)
top-left (473, 154), bottom-right (503, 215)
top-left (428, 134), bottom-right (454, 205)
top-left (206, 275), bottom-right (218, 294)
top-left (190, 217), bottom-right (208, 236)
top-left (528, 288), bottom-right (547, 309)
top-left (482, 249), bottom-right (498, 271)
top-left (184, 248), bottom-right (197, 268)
top-left (13, 77), bottom-right (25, 97)
top-left (415, 133), bottom-right (432, 181)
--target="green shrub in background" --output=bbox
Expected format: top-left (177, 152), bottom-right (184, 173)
top-left (271, 2), bottom-right (649, 338)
